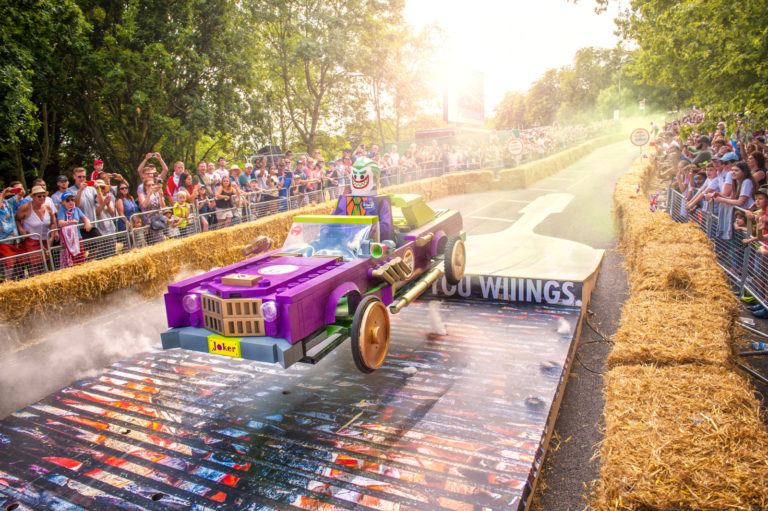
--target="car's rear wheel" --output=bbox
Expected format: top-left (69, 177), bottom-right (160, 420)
top-left (351, 295), bottom-right (390, 373)
top-left (444, 236), bottom-right (466, 285)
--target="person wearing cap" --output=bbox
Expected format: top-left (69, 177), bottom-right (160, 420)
top-left (715, 152), bottom-right (737, 201)
top-left (56, 190), bottom-right (91, 267)
top-left (15, 185), bottom-right (57, 274)
top-left (90, 159), bottom-right (104, 181)
top-left (239, 162), bottom-right (254, 189)
top-left (51, 175), bottom-right (69, 210)
top-left (745, 186), bottom-right (768, 225)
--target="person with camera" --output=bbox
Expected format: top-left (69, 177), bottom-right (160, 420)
top-left (0, 183), bottom-right (25, 280)
top-left (137, 152), bottom-right (168, 196)
top-left (69, 167), bottom-right (102, 253)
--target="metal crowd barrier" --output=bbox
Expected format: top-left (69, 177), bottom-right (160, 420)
top-left (0, 233), bottom-right (48, 282)
top-left (47, 217), bottom-right (130, 270)
top-left (666, 187), bottom-right (768, 308)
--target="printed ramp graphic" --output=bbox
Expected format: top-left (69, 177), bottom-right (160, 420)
top-left (465, 193), bottom-right (604, 282)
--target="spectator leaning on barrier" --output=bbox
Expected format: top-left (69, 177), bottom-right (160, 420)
top-left (57, 191), bottom-right (91, 268)
top-left (172, 191), bottom-right (192, 237)
top-left (0, 184), bottom-right (24, 280)
top-left (240, 162), bottom-right (254, 188)
top-left (15, 185), bottom-right (57, 275)
top-left (51, 175), bottom-right (69, 210)
top-left (715, 161), bottom-right (756, 209)
top-left (115, 182), bottom-right (138, 232)
top-left (214, 175), bottom-right (239, 228)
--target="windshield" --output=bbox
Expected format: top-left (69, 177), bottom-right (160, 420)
top-left (281, 221), bottom-right (380, 261)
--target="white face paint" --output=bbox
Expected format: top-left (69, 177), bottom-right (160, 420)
top-left (351, 165), bottom-right (376, 195)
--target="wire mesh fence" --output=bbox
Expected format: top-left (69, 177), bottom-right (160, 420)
top-left (666, 187), bottom-right (768, 306)
top-left (48, 217), bottom-right (131, 270)
top-left (0, 233), bottom-right (49, 282)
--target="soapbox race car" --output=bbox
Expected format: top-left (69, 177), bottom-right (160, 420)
top-left (162, 158), bottom-right (465, 373)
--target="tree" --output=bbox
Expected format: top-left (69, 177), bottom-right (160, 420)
top-left (252, 0), bottom-right (405, 153)
top-left (493, 91), bottom-right (527, 129)
top-left (525, 69), bottom-right (561, 126)
top-left (586, 0), bottom-right (768, 119)
top-left (356, 24), bottom-right (440, 145)
top-left (0, 0), bottom-right (89, 186)
top-left (72, 0), bottom-right (258, 184)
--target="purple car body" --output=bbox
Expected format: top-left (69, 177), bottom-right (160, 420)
top-left (162, 193), bottom-right (463, 368)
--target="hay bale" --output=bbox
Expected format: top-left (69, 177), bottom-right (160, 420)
top-left (594, 364), bottom-right (768, 510)
top-left (498, 133), bottom-right (625, 190)
top-left (607, 294), bottom-right (735, 368)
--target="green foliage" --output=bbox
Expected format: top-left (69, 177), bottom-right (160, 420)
top-left (614, 0), bottom-right (768, 115)
top-left (74, 0), bottom-right (259, 183)
top-left (0, 0), bottom-right (89, 183)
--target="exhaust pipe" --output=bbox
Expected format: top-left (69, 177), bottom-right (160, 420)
top-left (389, 266), bottom-right (444, 314)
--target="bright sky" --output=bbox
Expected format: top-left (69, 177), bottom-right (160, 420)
top-left (404, 0), bottom-right (621, 116)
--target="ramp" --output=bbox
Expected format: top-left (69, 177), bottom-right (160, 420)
top-left (0, 296), bottom-right (589, 511)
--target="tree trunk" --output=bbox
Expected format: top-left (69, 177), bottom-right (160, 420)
top-left (14, 146), bottom-right (26, 188)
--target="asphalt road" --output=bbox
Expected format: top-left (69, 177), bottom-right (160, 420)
top-left (0, 139), bottom-right (641, 509)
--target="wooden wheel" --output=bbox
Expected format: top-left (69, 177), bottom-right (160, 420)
top-left (351, 295), bottom-right (390, 373)
top-left (444, 236), bottom-right (466, 285)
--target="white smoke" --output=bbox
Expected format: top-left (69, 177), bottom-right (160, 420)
top-left (0, 268), bottom-right (204, 418)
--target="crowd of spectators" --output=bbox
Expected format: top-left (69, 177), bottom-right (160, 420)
top-left (0, 120), bottom-right (615, 282)
top-left (656, 109), bottom-right (768, 315)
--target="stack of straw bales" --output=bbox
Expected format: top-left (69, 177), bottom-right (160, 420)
top-left (498, 133), bottom-right (625, 190)
top-left (595, 151), bottom-right (768, 509)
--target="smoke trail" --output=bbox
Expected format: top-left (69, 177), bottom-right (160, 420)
top-left (0, 269), bottom-right (203, 418)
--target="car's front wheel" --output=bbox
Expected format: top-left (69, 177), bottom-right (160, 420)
top-left (351, 295), bottom-right (390, 373)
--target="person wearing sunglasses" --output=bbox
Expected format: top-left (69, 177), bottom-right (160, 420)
top-left (115, 183), bottom-right (138, 232)
top-left (15, 185), bottom-right (57, 275)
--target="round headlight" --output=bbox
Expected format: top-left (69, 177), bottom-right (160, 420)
top-left (182, 293), bottom-right (200, 314)
top-left (261, 301), bottom-right (279, 322)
